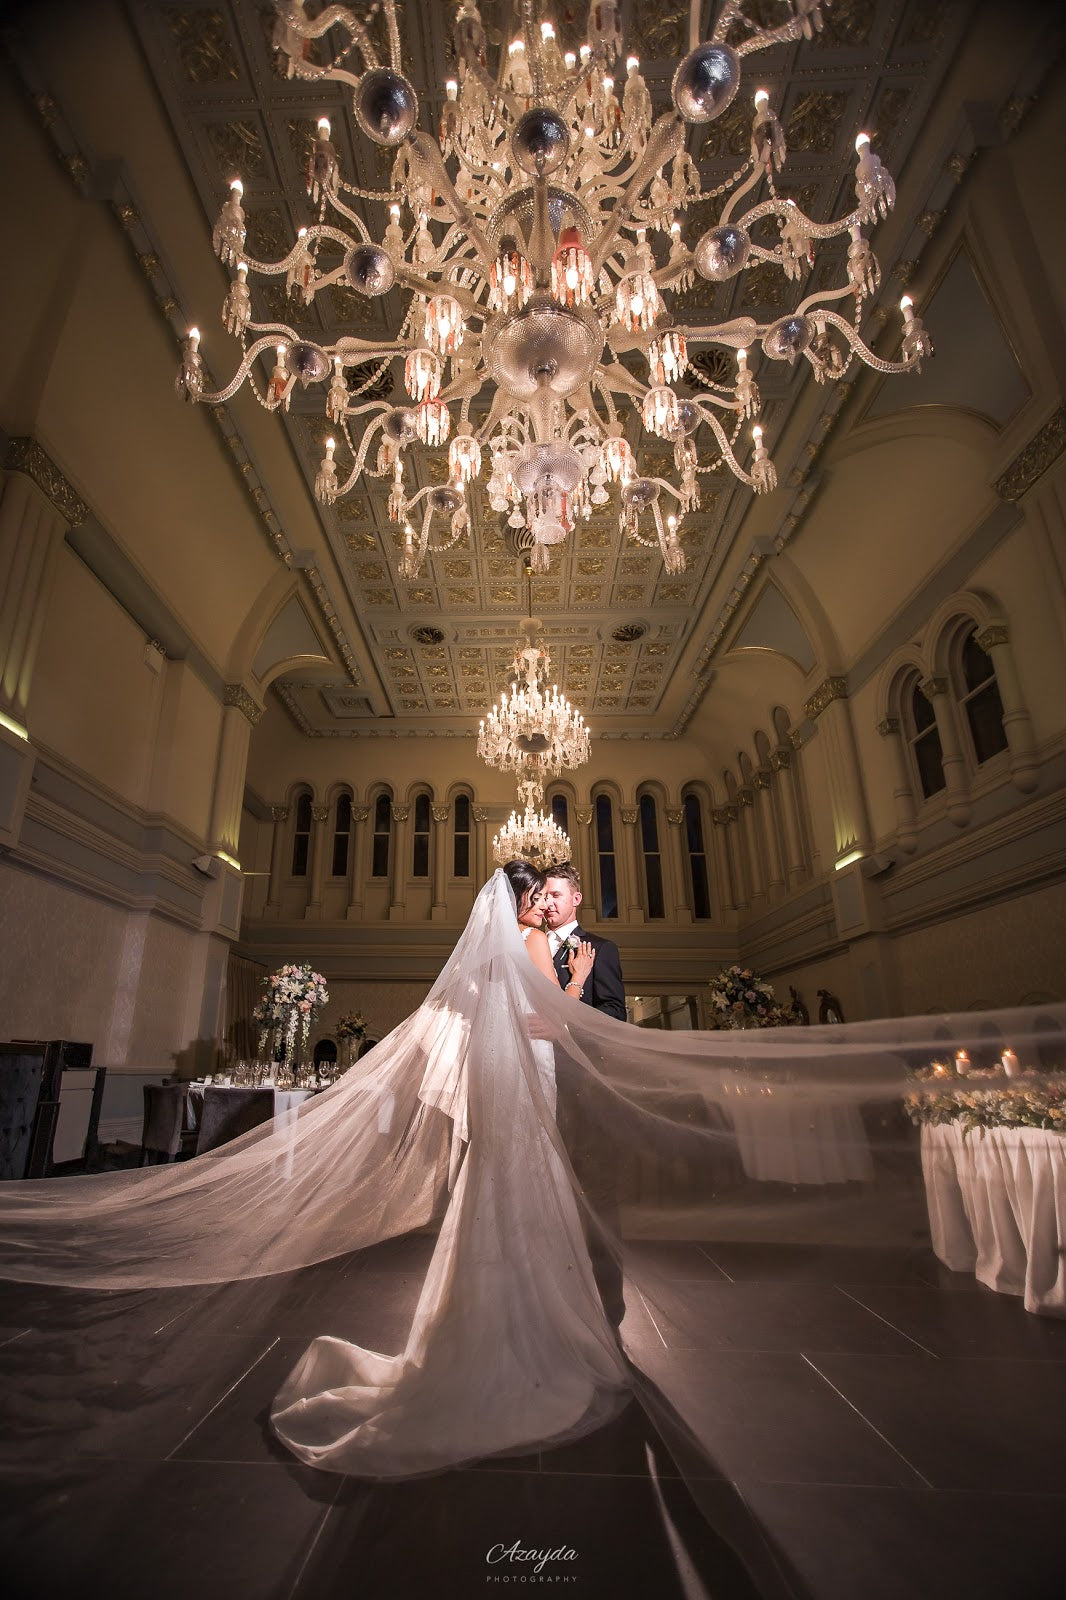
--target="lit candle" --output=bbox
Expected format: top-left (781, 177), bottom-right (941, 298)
top-left (932, 1062), bottom-right (950, 1078)
top-left (1001, 1049), bottom-right (1020, 1078)
top-left (955, 1050), bottom-right (970, 1075)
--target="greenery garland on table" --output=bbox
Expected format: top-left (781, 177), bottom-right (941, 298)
top-left (906, 1065), bottom-right (1066, 1134)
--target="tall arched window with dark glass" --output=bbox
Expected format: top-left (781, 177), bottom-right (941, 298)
top-left (906, 679), bottom-right (946, 798)
top-left (413, 794), bottom-right (431, 878)
top-left (684, 793), bottom-right (711, 920)
top-left (453, 794), bottom-right (471, 877)
top-left (639, 794), bottom-right (665, 918)
top-left (957, 629), bottom-right (1008, 765)
top-left (595, 794), bottom-right (618, 919)
top-left (331, 793), bottom-right (352, 877)
top-left (371, 792), bottom-right (392, 877)
top-left (291, 793), bottom-right (312, 877)
top-left (550, 793), bottom-right (569, 838)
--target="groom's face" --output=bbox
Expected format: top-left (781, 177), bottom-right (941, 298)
top-left (542, 877), bottom-right (581, 928)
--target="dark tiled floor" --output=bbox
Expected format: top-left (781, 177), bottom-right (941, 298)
top-left (2, 1234), bottom-right (1065, 1600)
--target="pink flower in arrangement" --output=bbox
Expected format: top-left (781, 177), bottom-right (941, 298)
top-left (299, 999), bottom-right (311, 1012)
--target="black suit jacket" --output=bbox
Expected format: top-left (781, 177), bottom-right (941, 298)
top-left (552, 926), bottom-right (626, 1022)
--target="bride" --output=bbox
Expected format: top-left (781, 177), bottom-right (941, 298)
top-left (269, 858), bottom-right (630, 1476)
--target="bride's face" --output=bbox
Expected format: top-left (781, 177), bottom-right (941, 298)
top-left (516, 886), bottom-right (545, 928)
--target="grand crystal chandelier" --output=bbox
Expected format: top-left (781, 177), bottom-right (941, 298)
top-left (493, 776), bottom-right (572, 869)
top-left (478, 612), bottom-right (591, 780)
top-left (176, 0), bottom-right (932, 577)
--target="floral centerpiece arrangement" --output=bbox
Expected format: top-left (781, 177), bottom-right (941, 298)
top-left (334, 1010), bottom-right (367, 1070)
top-left (905, 1061), bottom-right (1066, 1135)
top-left (707, 965), bottom-right (789, 1028)
top-left (253, 963), bottom-right (329, 1070)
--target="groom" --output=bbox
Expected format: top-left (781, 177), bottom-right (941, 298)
top-left (542, 863), bottom-right (627, 1328)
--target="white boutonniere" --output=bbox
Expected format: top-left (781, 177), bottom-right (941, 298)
top-left (562, 933), bottom-right (582, 953)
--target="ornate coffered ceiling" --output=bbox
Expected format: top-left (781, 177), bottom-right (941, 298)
top-left (128, 0), bottom-right (970, 737)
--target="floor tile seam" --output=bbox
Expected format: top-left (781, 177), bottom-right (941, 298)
top-left (631, 1343), bottom-right (925, 1358)
top-left (734, 1478), bottom-right (1066, 1501)
top-left (164, 1336), bottom-right (281, 1461)
top-left (0, 1328), bottom-right (30, 1348)
top-left (833, 1287), bottom-right (941, 1358)
top-left (798, 1353), bottom-right (934, 1491)
top-left (727, 1477), bottom-right (805, 1600)
top-left (285, 1497), bottom-right (340, 1600)
top-left (633, 1287), bottom-right (669, 1348)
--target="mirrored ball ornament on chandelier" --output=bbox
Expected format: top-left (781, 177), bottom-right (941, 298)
top-left (175, 0), bottom-right (932, 581)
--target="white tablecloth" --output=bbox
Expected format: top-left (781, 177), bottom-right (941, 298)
top-left (921, 1122), bottom-right (1066, 1316)
top-left (717, 1085), bottom-right (874, 1184)
top-left (186, 1083), bottom-right (313, 1127)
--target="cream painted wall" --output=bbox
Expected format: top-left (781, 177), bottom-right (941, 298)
top-left (0, 857), bottom-right (206, 1067)
top-left (146, 661), bottom-right (224, 841)
top-left (892, 880), bottom-right (1066, 1015)
top-left (29, 547), bottom-right (161, 807)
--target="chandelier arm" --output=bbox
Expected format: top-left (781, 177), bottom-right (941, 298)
top-left (594, 362), bottom-right (647, 402)
top-left (816, 308), bottom-right (916, 374)
top-left (392, 263), bottom-right (481, 319)
top-left (193, 334), bottom-right (290, 406)
top-left (689, 388), bottom-right (743, 415)
top-left (674, 317), bottom-right (759, 348)
top-left (735, 16), bottom-right (812, 58)
top-left (275, 2), bottom-right (381, 70)
top-left (588, 114), bottom-right (686, 277)
top-left (719, 161), bottom-right (769, 228)
top-left (700, 409), bottom-right (759, 489)
top-left (405, 134), bottom-right (496, 267)
top-left (321, 193), bottom-right (374, 244)
top-left (382, 0), bottom-right (402, 72)
top-left (333, 335), bottom-right (410, 362)
top-left (590, 379), bottom-right (619, 428)
top-left (795, 282), bottom-right (862, 319)
top-left (738, 198), bottom-right (865, 239)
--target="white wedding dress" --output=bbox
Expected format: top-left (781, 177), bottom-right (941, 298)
top-left (269, 911), bottom-right (629, 1475)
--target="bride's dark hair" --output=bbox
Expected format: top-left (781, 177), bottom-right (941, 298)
top-left (502, 858), bottom-right (545, 911)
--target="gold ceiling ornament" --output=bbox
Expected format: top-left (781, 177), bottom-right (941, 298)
top-left (176, 0), bottom-right (930, 583)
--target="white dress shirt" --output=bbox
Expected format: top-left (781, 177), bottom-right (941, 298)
top-left (548, 919), bottom-right (579, 956)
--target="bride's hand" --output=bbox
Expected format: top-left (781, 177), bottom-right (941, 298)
top-left (568, 941), bottom-right (596, 988)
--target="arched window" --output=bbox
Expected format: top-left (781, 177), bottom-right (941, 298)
top-left (291, 792), bottom-right (312, 876)
top-left (683, 793), bottom-right (711, 920)
top-left (639, 793), bottom-right (665, 919)
top-left (453, 794), bottom-right (471, 877)
top-left (550, 793), bottom-right (569, 837)
top-left (595, 794), bottom-right (618, 919)
top-left (957, 628), bottom-right (1008, 765)
top-left (412, 794), bottom-right (431, 877)
top-left (905, 678), bottom-right (946, 799)
top-left (371, 792), bottom-right (392, 877)
top-left (331, 793), bottom-right (352, 877)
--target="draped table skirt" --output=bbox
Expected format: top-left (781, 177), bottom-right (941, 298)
top-left (718, 1088), bottom-right (874, 1185)
top-left (921, 1122), bottom-right (1066, 1316)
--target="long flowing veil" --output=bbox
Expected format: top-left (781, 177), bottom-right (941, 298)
top-left (1, 869), bottom-right (1064, 1482)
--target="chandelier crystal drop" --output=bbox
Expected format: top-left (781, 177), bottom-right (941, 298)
top-left (493, 795), bottom-right (572, 872)
top-left (177, 0), bottom-right (931, 579)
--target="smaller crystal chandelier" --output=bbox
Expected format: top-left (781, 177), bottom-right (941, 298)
top-left (478, 615), bottom-right (590, 781)
top-left (493, 776), bottom-right (572, 870)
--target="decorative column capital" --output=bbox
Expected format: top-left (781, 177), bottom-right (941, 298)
top-left (270, 805), bottom-right (290, 823)
top-left (311, 804), bottom-right (330, 823)
top-left (994, 405), bottom-right (1065, 502)
top-left (711, 807), bottom-right (732, 826)
top-left (976, 623), bottom-right (1009, 650)
top-left (351, 805), bottom-right (370, 824)
top-left (876, 716), bottom-right (901, 737)
top-left (620, 807), bottom-right (639, 825)
top-left (665, 808), bottom-right (684, 826)
top-left (224, 683), bottom-right (264, 725)
top-left (770, 746), bottom-right (792, 771)
top-left (920, 675), bottom-right (948, 698)
top-left (431, 804), bottom-right (450, 823)
top-left (753, 768), bottom-right (772, 790)
top-left (472, 805), bottom-right (489, 824)
top-left (391, 803), bottom-right (411, 823)
top-left (575, 807), bottom-right (594, 826)
top-left (804, 676), bottom-right (848, 720)
top-left (736, 787), bottom-right (754, 809)
top-left (4, 436), bottom-right (89, 527)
